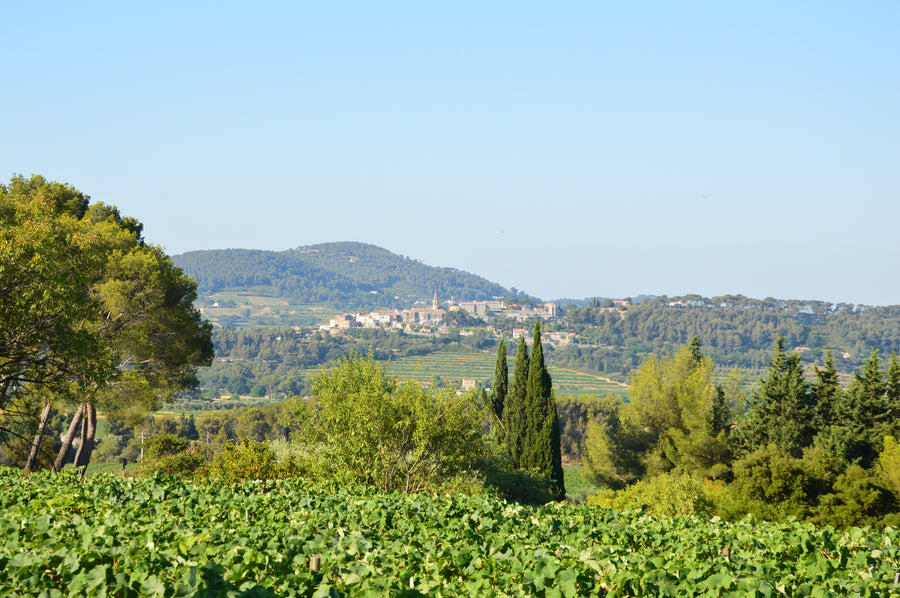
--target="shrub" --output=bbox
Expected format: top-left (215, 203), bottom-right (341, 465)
top-left (723, 444), bottom-right (821, 521)
top-left (206, 438), bottom-right (279, 488)
top-left (813, 465), bottom-right (899, 529)
top-left (289, 352), bottom-right (487, 494)
top-left (138, 434), bottom-right (209, 478)
top-left (587, 472), bottom-right (714, 518)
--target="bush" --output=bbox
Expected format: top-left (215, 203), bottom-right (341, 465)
top-left (479, 449), bottom-right (553, 505)
top-left (813, 465), bottom-right (899, 529)
top-left (206, 438), bottom-right (278, 486)
top-left (138, 434), bottom-right (209, 478)
top-left (289, 352), bottom-right (487, 494)
top-left (722, 444), bottom-right (821, 521)
top-left (587, 472), bottom-right (715, 518)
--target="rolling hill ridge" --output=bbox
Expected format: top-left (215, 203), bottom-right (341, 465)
top-left (173, 242), bottom-right (525, 312)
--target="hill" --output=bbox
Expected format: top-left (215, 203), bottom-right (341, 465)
top-left (173, 242), bottom-right (523, 314)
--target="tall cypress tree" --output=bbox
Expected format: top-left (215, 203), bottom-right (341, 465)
top-left (490, 339), bottom-right (508, 440)
top-left (521, 322), bottom-right (565, 500)
top-left (503, 335), bottom-right (529, 468)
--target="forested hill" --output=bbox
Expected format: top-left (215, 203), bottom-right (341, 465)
top-left (173, 242), bottom-right (516, 310)
top-left (554, 294), bottom-right (900, 374)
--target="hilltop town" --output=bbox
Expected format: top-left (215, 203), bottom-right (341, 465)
top-left (321, 293), bottom-right (579, 344)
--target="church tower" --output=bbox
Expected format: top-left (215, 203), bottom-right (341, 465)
top-left (433, 291), bottom-right (438, 311)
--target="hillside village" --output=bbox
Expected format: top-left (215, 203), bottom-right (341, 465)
top-left (321, 293), bottom-right (578, 344)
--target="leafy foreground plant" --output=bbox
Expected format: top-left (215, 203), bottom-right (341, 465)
top-left (2, 468), bottom-right (900, 597)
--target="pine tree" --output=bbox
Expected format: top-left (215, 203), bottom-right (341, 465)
top-left (688, 335), bottom-right (703, 367)
top-left (736, 336), bottom-right (816, 458)
top-left (814, 350), bottom-right (842, 429)
top-left (521, 322), bottom-right (565, 500)
top-left (490, 339), bottom-right (508, 440)
top-left (886, 354), bottom-right (900, 429)
top-left (503, 335), bottom-right (529, 468)
top-left (846, 349), bottom-right (896, 466)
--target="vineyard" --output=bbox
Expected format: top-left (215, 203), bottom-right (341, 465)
top-left (383, 352), bottom-right (627, 397)
top-left (3, 468), bottom-right (899, 597)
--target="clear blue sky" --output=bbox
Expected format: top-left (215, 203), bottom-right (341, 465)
top-left (4, 2), bottom-right (899, 305)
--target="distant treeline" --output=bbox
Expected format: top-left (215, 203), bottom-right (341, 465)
top-left (551, 295), bottom-right (900, 376)
top-left (194, 294), bottom-right (900, 399)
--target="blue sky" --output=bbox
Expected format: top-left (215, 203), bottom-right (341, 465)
top-left (4, 3), bottom-right (899, 305)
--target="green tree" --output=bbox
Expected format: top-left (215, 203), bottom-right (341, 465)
top-left (290, 352), bottom-right (486, 493)
top-left (0, 177), bottom-right (107, 452)
top-left (736, 336), bottom-right (816, 458)
top-left (814, 350), bottom-right (842, 429)
top-left (583, 339), bottom-right (737, 487)
top-left (503, 335), bottom-right (529, 468)
top-left (489, 339), bottom-right (508, 439)
top-left (827, 350), bottom-right (900, 468)
top-left (0, 175), bottom-right (213, 471)
top-left (520, 322), bottom-right (565, 500)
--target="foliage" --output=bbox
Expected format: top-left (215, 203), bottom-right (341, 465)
top-left (583, 341), bottom-right (738, 488)
top-left (443, 309), bottom-right (486, 328)
top-left (477, 449), bottom-right (560, 506)
top-left (735, 336), bottom-right (817, 458)
top-left (206, 438), bottom-right (282, 488)
top-left (0, 175), bottom-right (213, 470)
top-left (879, 435), bottom-right (900, 492)
top-left (587, 472), bottom-right (715, 518)
top-left (725, 444), bottom-right (825, 522)
top-left (0, 176), bottom-right (107, 413)
top-left (289, 352), bottom-right (486, 494)
top-left (489, 338), bottom-right (508, 440)
top-left (723, 444), bottom-right (900, 529)
top-left (560, 295), bottom-right (900, 374)
top-left (555, 394), bottom-right (618, 460)
top-left (521, 322), bottom-right (565, 500)
top-left (4, 469), bottom-right (900, 596)
top-left (503, 336), bottom-right (529, 468)
top-left (138, 434), bottom-right (208, 478)
top-left (143, 434), bottom-right (191, 460)
top-left (814, 465), bottom-right (900, 529)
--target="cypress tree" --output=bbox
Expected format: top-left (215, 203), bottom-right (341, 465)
top-left (490, 339), bottom-right (508, 440)
top-left (521, 322), bottom-right (565, 500)
top-left (503, 335), bottom-right (529, 468)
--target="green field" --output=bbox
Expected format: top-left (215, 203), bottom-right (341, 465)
top-left (381, 350), bottom-right (628, 397)
top-left (202, 292), bottom-right (342, 328)
top-left (5, 469), bottom-right (900, 597)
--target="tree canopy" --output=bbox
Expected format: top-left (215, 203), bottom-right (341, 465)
top-left (583, 338), bottom-right (740, 488)
top-left (290, 352), bottom-right (486, 493)
top-left (0, 175), bottom-right (213, 469)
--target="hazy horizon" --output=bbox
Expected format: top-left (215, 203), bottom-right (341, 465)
top-left (5, 3), bottom-right (898, 306)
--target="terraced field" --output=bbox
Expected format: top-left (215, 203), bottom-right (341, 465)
top-left (383, 350), bottom-right (628, 397)
top-left (201, 293), bottom-right (341, 328)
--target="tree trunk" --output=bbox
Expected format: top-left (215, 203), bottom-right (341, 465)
top-left (53, 404), bottom-right (85, 473)
top-left (72, 409), bottom-right (89, 469)
top-left (74, 404), bottom-right (97, 471)
top-left (25, 402), bottom-right (55, 471)
top-left (0, 378), bottom-right (10, 405)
